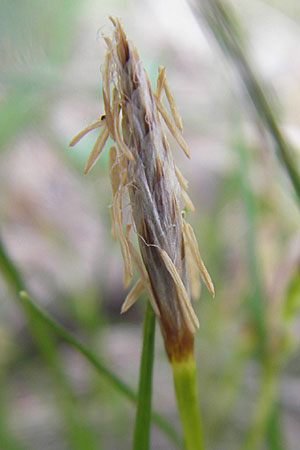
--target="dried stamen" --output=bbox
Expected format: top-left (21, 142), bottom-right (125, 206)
top-left (186, 243), bottom-right (201, 300)
top-left (161, 70), bottom-right (183, 131)
top-left (160, 249), bottom-right (199, 333)
top-left (121, 279), bottom-right (145, 313)
top-left (69, 116), bottom-right (106, 147)
top-left (113, 104), bottom-right (134, 161)
top-left (181, 190), bottom-right (195, 213)
top-left (154, 94), bottom-right (190, 158)
top-left (156, 66), bottom-right (166, 99)
top-left (84, 125), bottom-right (109, 174)
top-left (175, 165), bottom-right (189, 190)
top-left (127, 241), bottom-right (161, 317)
top-left (102, 51), bottom-right (115, 138)
top-left (183, 221), bottom-right (215, 297)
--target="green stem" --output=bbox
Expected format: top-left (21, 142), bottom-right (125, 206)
top-left (266, 402), bottom-right (285, 450)
top-left (133, 301), bottom-right (156, 450)
top-left (172, 356), bottom-right (204, 450)
top-left (236, 135), bottom-right (284, 448)
top-left (241, 363), bottom-right (278, 450)
top-left (236, 137), bottom-right (266, 356)
top-left (0, 238), bottom-right (23, 293)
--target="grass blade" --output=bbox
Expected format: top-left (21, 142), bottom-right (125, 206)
top-left (19, 291), bottom-right (182, 447)
top-left (0, 236), bottom-right (181, 446)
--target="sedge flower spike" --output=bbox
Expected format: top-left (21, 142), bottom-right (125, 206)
top-left (70, 17), bottom-right (214, 363)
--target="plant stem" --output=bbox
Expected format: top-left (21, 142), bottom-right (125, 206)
top-left (133, 301), bottom-right (156, 450)
top-left (241, 362), bottom-right (278, 450)
top-left (236, 137), bottom-right (266, 356)
top-left (266, 402), bottom-right (285, 450)
top-left (236, 135), bottom-right (284, 448)
top-left (0, 238), bottom-right (23, 293)
top-left (172, 356), bottom-right (204, 450)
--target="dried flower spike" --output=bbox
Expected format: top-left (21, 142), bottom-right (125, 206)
top-left (69, 17), bottom-right (214, 363)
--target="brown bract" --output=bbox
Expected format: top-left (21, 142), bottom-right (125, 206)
top-left (70, 17), bottom-right (214, 362)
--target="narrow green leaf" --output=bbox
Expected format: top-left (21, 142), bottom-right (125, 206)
top-left (17, 291), bottom-right (181, 447)
top-left (0, 232), bottom-right (181, 447)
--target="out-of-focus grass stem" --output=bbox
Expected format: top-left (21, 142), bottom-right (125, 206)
top-left (266, 401), bottom-right (284, 450)
top-left (236, 138), bottom-right (265, 355)
top-left (235, 137), bottom-right (283, 449)
top-left (189, 0), bottom-right (293, 444)
top-left (18, 292), bottom-right (181, 446)
top-left (190, 0), bottom-right (300, 205)
top-left (241, 361), bottom-right (278, 450)
top-left (0, 237), bottom-right (181, 446)
top-left (0, 238), bottom-right (23, 294)
top-left (0, 238), bottom-right (98, 449)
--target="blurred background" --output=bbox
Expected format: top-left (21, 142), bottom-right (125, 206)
top-left (0, 0), bottom-right (300, 449)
